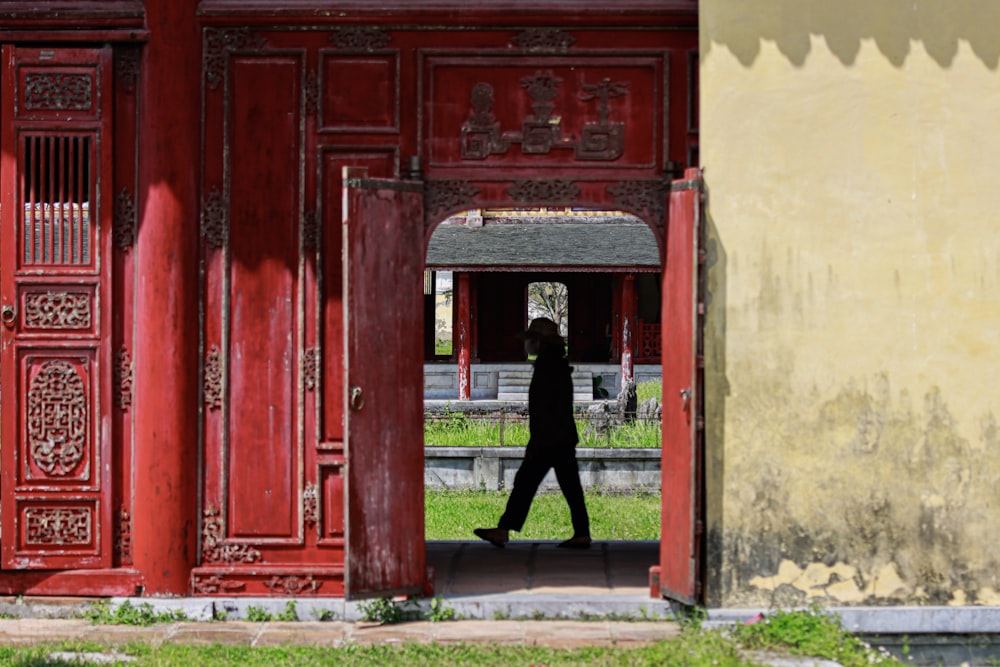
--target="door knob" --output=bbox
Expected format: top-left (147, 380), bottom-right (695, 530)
top-left (349, 386), bottom-right (364, 411)
top-left (1, 305), bottom-right (15, 326)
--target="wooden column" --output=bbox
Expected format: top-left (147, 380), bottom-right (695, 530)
top-left (132, 0), bottom-right (200, 594)
top-left (620, 273), bottom-right (637, 387)
top-left (456, 272), bottom-right (472, 400)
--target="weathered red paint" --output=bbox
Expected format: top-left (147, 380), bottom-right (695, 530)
top-left (658, 167), bottom-right (703, 604)
top-left (343, 170), bottom-right (426, 598)
top-left (132, 0), bottom-right (201, 594)
top-left (456, 272), bottom-right (473, 401)
top-left (0, 45), bottom-right (115, 571)
top-left (0, 1), bottom-right (698, 600)
top-left (620, 273), bottom-right (637, 387)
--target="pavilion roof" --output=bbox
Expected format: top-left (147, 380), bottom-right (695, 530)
top-left (425, 220), bottom-right (661, 271)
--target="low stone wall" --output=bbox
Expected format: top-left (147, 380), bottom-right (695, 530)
top-left (424, 447), bottom-right (661, 492)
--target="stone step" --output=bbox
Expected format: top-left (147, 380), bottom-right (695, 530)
top-left (497, 369), bottom-right (593, 402)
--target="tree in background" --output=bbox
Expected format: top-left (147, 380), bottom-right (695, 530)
top-left (527, 281), bottom-right (568, 337)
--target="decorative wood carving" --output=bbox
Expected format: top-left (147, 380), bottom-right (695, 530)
top-left (507, 179), bottom-right (580, 204)
top-left (204, 345), bottom-right (223, 410)
top-left (301, 209), bottom-right (318, 252)
top-left (114, 187), bottom-right (136, 250)
top-left (607, 178), bottom-right (669, 225)
top-left (27, 360), bottom-right (87, 476)
top-left (114, 508), bottom-right (132, 562)
top-left (192, 574), bottom-right (246, 595)
top-left (329, 27), bottom-right (390, 51)
top-left (204, 28), bottom-right (267, 90)
top-left (24, 507), bottom-right (91, 545)
top-left (461, 70), bottom-right (628, 161)
top-left (303, 482), bottom-right (318, 526)
top-left (304, 70), bottom-right (319, 116)
top-left (201, 508), bottom-right (262, 564)
top-left (23, 73), bottom-right (92, 110)
top-left (263, 574), bottom-right (322, 595)
top-left (302, 348), bottom-right (319, 392)
top-left (24, 292), bottom-right (91, 329)
top-left (510, 28), bottom-right (576, 53)
top-left (115, 46), bottom-right (140, 93)
top-left (201, 186), bottom-right (227, 249)
top-left (425, 180), bottom-right (480, 217)
top-left (115, 347), bottom-right (134, 411)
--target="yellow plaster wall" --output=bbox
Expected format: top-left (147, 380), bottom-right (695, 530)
top-left (700, 1), bottom-right (1000, 607)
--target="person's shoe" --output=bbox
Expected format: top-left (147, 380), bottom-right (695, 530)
top-left (474, 527), bottom-right (509, 548)
top-left (557, 536), bottom-right (592, 549)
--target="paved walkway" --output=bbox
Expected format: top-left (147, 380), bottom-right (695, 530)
top-left (425, 539), bottom-right (668, 619)
top-left (0, 542), bottom-right (991, 664)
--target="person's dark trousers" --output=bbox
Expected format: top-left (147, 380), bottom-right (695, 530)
top-left (498, 447), bottom-right (590, 538)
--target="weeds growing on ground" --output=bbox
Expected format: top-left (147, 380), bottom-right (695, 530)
top-left (733, 607), bottom-right (905, 666)
top-left (82, 600), bottom-right (188, 626)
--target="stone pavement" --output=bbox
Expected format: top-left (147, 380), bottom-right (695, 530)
top-left (0, 541), bottom-right (994, 664)
top-left (0, 617), bottom-right (680, 648)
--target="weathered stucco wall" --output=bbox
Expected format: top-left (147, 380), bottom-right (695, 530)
top-left (701, 1), bottom-right (1000, 607)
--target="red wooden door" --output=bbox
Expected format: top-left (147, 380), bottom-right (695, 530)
top-left (0, 46), bottom-right (114, 569)
top-left (658, 168), bottom-right (703, 604)
top-left (342, 169), bottom-right (426, 599)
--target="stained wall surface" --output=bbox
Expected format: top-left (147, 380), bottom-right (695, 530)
top-left (700, 1), bottom-right (1000, 606)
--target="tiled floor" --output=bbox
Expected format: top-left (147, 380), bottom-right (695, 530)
top-left (426, 540), bottom-right (658, 597)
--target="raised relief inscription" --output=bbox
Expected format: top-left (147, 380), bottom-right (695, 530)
top-left (461, 70), bottom-right (628, 161)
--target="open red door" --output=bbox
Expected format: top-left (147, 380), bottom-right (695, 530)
top-left (656, 168), bottom-right (704, 604)
top-left (342, 167), bottom-right (426, 599)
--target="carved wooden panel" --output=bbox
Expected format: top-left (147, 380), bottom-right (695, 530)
top-left (21, 356), bottom-right (93, 483)
top-left (1, 45), bottom-right (114, 571)
top-left (15, 54), bottom-right (101, 122)
top-left (425, 56), bottom-right (663, 170)
top-left (19, 287), bottom-right (96, 335)
top-left (18, 503), bottom-right (98, 553)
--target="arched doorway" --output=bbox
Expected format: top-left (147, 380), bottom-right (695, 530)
top-left (192, 8), bottom-right (701, 603)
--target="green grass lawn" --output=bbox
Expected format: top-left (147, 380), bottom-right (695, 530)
top-left (425, 489), bottom-right (660, 541)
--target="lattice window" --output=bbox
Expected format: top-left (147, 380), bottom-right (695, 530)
top-left (21, 134), bottom-right (93, 265)
top-left (638, 320), bottom-right (661, 361)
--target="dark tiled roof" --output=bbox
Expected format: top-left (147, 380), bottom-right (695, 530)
top-left (425, 223), bottom-right (660, 268)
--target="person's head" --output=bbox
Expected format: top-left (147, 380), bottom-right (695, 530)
top-left (518, 318), bottom-right (565, 356)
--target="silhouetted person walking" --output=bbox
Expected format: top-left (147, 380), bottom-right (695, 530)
top-left (474, 318), bottom-right (591, 549)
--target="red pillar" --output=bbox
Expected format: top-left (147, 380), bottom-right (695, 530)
top-left (132, 1), bottom-right (201, 594)
top-left (456, 272), bottom-right (472, 400)
top-left (620, 273), bottom-right (637, 387)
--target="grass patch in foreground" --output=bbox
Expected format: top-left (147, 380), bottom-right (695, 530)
top-left (0, 610), bottom-right (908, 666)
top-left (733, 607), bottom-right (901, 666)
top-left (425, 489), bottom-right (659, 541)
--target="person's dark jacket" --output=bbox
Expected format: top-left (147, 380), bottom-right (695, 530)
top-left (526, 346), bottom-right (579, 452)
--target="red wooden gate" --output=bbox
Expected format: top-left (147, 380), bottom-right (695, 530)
top-left (342, 170), bottom-right (426, 598)
top-left (193, 13), bottom-right (697, 598)
top-left (0, 46), bottom-right (115, 570)
top-left (657, 167), bottom-right (703, 604)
